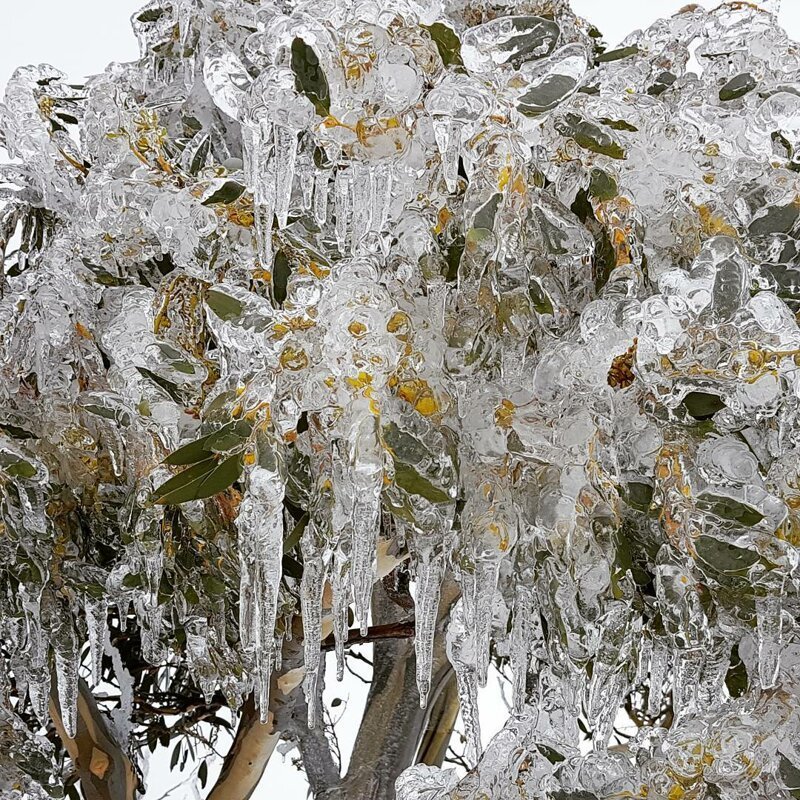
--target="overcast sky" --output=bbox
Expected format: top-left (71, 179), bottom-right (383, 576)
top-left (0, 1), bottom-right (798, 93)
top-left (1, 0), bottom-right (798, 797)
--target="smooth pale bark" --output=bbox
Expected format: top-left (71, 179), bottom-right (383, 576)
top-left (49, 679), bottom-right (138, 800)
top-left (206, 696), bottom-right (280, 800)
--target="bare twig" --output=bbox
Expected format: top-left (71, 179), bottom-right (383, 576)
top-left (320, 620), bottom-right (415, 651)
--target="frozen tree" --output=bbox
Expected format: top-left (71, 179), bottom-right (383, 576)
top-left (2, 0), bottom-right (800, 798)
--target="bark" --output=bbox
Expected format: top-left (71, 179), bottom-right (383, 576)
top-left (49, 679), bottom-right (138, 800)
top-left (209, 622), bottom-right (339, 799)
top-left (328, 577), bottom-right (460, 800)
top-left (416, 676), bottom-right (459, 767)
top-left (206, 696), bottom-right (280, 800)
top-left (208, 577), bottom-right (459, 800)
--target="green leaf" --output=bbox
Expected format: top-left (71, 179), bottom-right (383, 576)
top-left (780, 756), bottom-right (800, 796)
top-left (202, 574), bottom-right (227, 597)
top-left (199, 759), bottom-right (209, 789)
top-left (647, 71), bottom-right (677, 96)
top-left (682, 391), bottom-right (725, 420)
top-left (206, 288), bottom-right (244, 322)
top-left (282, 553), bottom-right (304, 580)
top-left (165, 420), bottom-right (255, 466)
top-left (695, 534), bottom-right (759, 577)
top-left (624, 481), bottom-right (653, 512)
top-left (382, 422), bottom-right (434, 464)
top-left (535, 744), bottom-right (565, 764)
top-left (122, 573), bottom-right (143, 589)
top-left (472, 192), bottom-right (502, 231)
top-left (189, 135), bottom-right (211, 176)
top-left (719, 72), bottom-right (756, 102)
top-left (291, 37), bottom-right (330, 117)
top-left (529, 278), bottom-right (554, 315)
top-left (725, 644), bottom-right (748, 698)
top-left (444, 234), bottom-right (465, 282)
top-left (595, 45), bottom-right (639, 63)
top-left (284, 512), bottom-right (308, 552)
top-left (748, 203), bottom-right (800, 237)
top-left (394, 463), bottom-right (452, 504)
top-left (273, 249), bottom-right (292, 306)
top-left (494, 16), bottom-right (560, 67)
top-left (0, 422), bottom-right (37, 440)
top-left (170, 741), bottom-right (182, 771)
top-left (422, 23), bottom-right (464, 68)
top-left (136, 367), bottom-right (185, 404)
top-left (201, 181), bottom-right (245, 206)
top-left (136, 8), bottom-right (166, 23)
top-left (153, 454), bottom-right (243, 505)
top-left (0, 452), bottom-right (37, 479)
top-left (696, 497), bottom-right (764, 528)
top-left (598, 117), bottom-right (638, 132)
top-left (588, 167), bottom-right (618, 201)
top-left (556, 114), bottom-right (625, 159)
top-left (205, 419), bottom-right (253, 455)
top-left (55, 112), bottom-right (79, 125)
top-left (517, 74), bottom-right (577, 117)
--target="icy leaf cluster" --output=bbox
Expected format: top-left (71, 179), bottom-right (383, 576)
top-left (3, 0), bottom-right (800, 797)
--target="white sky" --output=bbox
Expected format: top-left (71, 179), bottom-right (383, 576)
top-left (1, 0), bottom-right (799, 797)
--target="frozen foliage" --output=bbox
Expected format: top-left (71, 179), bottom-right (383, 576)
top-left (3, 0), bottom-right (800, 797)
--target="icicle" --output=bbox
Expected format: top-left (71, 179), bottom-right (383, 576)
top-left (53, 626), bottom-right (80, 739)
top-left (244, 119), bottom-right (276, 269)
top-left (350, 163), bottom-right (372, 252)
top-left (697, 635), bottom-right (730, 711)
top-left (673, 648), bottom-right (703, 722)
top-left (413, 551), bottom-right (446, 708)
top-left (300, 520), bottom-right (327, 726)
top-left (510, 586), bottom-right (532, 714)
top-left (446, 601), bottom-right (481, 764)
top-left (635, 635), bottom-right (652, 688)
top-left (105, 624), bottom-right (134, 746)
top-left (236, 443), bottom-right (286, 720)
top-left (84, 600), bottom-right (106, 686)
top-left (471, 559), bottom-right (500, 687)
top-left (273, 123), bottom-right (298, 229)
top-left (756, 590), bottom-right (783, 689)
top-left (334, 169), bottom-right (350, 253)
top-left (350, 411), bottom-right (382, 635)
top-left (370, 162), bottom-right (393, 233)
top-left (647, 637), bottom-right (671, 718)
top-left (332, 556), bottom-right (350, 681)
top-left (432, 118), bottom-right (463, 193)
top-left (313, 169), bottom-right (329, 226)
top-left (301, 164), bottom-right (315, 212)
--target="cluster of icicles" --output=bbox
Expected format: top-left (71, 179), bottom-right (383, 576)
top-left (3, 0), bottom-right (800, 797)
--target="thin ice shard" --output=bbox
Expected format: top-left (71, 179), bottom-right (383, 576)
top-left (237, 441), bottom-right (286, 720)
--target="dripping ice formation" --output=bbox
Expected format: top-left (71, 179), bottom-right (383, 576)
top-left (3, 0), bottom-right (800, 797)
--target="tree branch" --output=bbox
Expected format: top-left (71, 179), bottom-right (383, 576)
top-left (49, 678), bottom-right (139, 800)
top-left (206, 696), bottom-right (280, 800)
top-left (320, 620), bottom-right (416, 651)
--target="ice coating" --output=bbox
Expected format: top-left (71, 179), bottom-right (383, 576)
top-left (3, 0), bottom-right (800, 797)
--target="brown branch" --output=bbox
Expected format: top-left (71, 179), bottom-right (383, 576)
top-left (320, 620), bottom-right (416, 651)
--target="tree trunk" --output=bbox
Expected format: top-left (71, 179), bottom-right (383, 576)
top-left (329, 577), bottom-right (459, 800)
top-left (49, 679), bottom-right (138, 800)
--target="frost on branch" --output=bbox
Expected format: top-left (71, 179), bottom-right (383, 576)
top-left (3, 0), bottom-right (800, 798)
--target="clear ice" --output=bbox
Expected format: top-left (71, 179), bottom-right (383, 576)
top-left (3, 0), bottom-right (800, 798)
